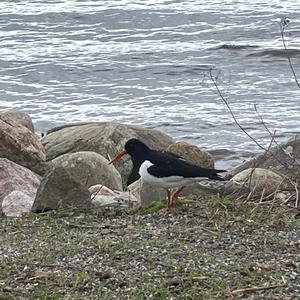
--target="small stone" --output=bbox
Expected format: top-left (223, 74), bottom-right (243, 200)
top-left (282, 260), bottom-right (297, 268)
top-left (168, 277), bottom-right (182, 287)
top-left (94, 271), bottom-right (111, 280)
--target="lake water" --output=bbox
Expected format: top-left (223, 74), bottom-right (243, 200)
top-left (0, 0), bottom-right (300, 169)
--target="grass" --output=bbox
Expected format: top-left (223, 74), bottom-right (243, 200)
top-left (1, 196), bottom-right (299, 299)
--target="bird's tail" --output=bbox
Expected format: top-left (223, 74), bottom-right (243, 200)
top-left (208, 169), bottom-right (226, 181)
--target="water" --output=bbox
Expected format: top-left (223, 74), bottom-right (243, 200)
top-left (0, 0), bottom-right (300, 169)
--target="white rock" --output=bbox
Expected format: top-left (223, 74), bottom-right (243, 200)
top-left (2, 191), bottom-right (34, 217)
top-left (89, 179), bottom-right (141, 209)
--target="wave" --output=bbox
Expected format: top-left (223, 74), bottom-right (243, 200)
top-left (211, 44), bottom-right (259, 50)
top-left (247, 48), bottom-right (300, 58)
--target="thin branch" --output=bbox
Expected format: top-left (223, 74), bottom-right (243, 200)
top-left (279, 17), bottom-right (300, 89)
top-left (209, 69), bottom-right (264, 150)
top-left (209, 70), bottom-right (296, 176)
top-left (90, 184), bottom-right (104, 201)
top-left (255, 102), bottom-right (300, 177)
top-left (289, 180), bottom-right (299, 208)
top-left (254, 104), bottom-right (278, 146)
top-left (231, 283), bottom-right (287, 295)
top-left (295, 182), bottom-right (299, 207)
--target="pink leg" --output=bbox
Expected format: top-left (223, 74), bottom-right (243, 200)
top-left (170, 186), bottom-right (185, 207)
top-left (167, 190), bottom-right (172, 209)
top-left (160, 190), bottom-right (171, 212)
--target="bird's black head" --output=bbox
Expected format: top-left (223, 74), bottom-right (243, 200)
top-left (108, 138), bottom-right (151, 165)
top-left (124, 138), bottom-right (150, 157)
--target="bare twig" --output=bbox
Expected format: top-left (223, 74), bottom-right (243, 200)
top-left (259, 188), bottom-right (266, 203)
top-left (282, 174), bottom-right (300, 207)
top-left (289, 181), bottom-right (299, 208)
top-left (247, 129), bottom-right (277, 188)
top-left (209, 69), bottom-right (264, 150)
top-left (282, 146), bottom-right (300, 167)
top-left (246, 180), bottom-right (259, 201)
top-left (283, 193), bottom-right (296, 207)
top-left (209, 70), bottom-right (298, 178)
top-left (295, 182), bottom-right (299, 207)
top-left (254, 104), bottom-right (278, 146)
top-left (231, 283), bottom-right (287, 295)
top-left (279, 17), bottom-right (300, 89)
top-left (91, 184), bottom-right (104, 201)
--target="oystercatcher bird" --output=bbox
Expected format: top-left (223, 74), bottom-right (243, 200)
top-left (109, 138), bottom-right (226, 210)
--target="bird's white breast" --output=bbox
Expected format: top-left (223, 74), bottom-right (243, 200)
top-left (138, 160), bottom-right (155, 182)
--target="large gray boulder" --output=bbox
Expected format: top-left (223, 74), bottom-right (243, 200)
top-left (227, 134), bottom-right (300, 181)
top-left (0, 111), bottom-right (35, 132)
top-left (0, 114), bottom-right (46, 175)
top-left (42, 122), bottom-right (174, 186)
top-left (231, 168), bottom-right (284, 197)
top-left (0, 158), bottom-right (40, 216)
top-left (50, 151), bottom-right (122, 191)
top-left (31, 166), bottom-right (91, 213)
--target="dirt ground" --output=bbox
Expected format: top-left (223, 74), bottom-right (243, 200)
top-left (1, 196), bottom-right (300, 299)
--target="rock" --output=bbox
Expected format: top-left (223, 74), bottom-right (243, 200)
top-left (166, 141), bottom-right (214, 168)
top-left (0, 114), bottom-right (46, 175)
top-left (42, 122), bottom-right (174, 186)
top-left (0, 111), bottom-right (35, 132)
top-left (0, 158), bottom-right (40, 216)
top-left (227, 134), bottom-right (300, 181)
top-left (168, 277), bottom-right (182, 287)
top-left (2, 191), bottom-right (34, 217)
top-left (89, 179), bottom-right (141, 210)
top-left (140, 182), bottom-right (166, 206)
top-left (207, 148), bottom-right (237, 160)
top-left (50, 151), bottom-right (122, 191)
top-left (31, 166), bottom-right (91, 213)
top-left (89, 185), bottom-right (118, 197)
top-left (231, 168), bottom-right (284, 196)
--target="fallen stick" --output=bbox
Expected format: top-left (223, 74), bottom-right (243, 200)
top-left (183, 226), bottom-right (219, 236)
top-left (231, 283), bottom-right (286, 295)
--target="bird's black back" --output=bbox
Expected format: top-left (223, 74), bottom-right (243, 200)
top-left (147, 149), bottom-right (225, 179)
top-left (126, 147), bottom-right (225, 186)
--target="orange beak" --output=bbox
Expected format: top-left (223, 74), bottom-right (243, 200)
top-left (108, 149), bottom-right (128, 165)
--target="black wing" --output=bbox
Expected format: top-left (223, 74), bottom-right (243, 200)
top-left (148, 150), bottom-right (226, 180)
top-left (162, 150), bottom-right (186, 160)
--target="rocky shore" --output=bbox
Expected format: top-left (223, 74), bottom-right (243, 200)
top-left (1, 111), bottom-right (299, 217)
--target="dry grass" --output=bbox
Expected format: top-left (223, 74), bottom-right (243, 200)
top-left (1, 196), bottom-right (300, 299)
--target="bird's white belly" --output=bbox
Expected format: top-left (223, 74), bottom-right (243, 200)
top-left (138, 160), bottom-right (207, 188)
